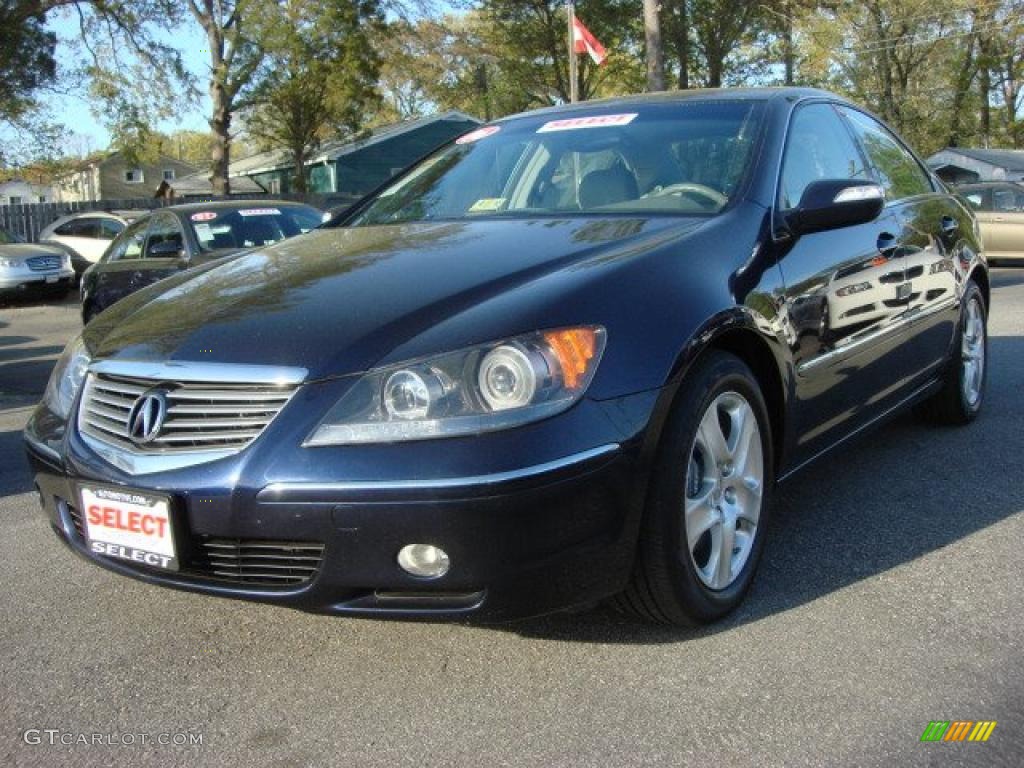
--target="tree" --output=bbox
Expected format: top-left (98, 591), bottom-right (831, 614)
top-left (187, 0), bottom-right (268, 194)
top-left (244, 0), bottom-right (382, 194)
top-left (642, 0), bottom-right (665, 91)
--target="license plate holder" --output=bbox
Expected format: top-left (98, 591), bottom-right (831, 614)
top-left (79, 485), bottom-right (178, 571)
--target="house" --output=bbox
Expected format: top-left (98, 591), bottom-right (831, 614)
top-left (926, 148), bottom-right (1024, 185)
top-left (154, 170), bottom-right (266, 200)
top-left (55, 150), bottom-right (199, 202)
top-left (0, 177), bottom-right (55, 205)
top-left (229, 110), bottom-right (481, 205)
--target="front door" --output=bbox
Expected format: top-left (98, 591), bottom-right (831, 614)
top-left (773, 102), bottom-right (909, 464)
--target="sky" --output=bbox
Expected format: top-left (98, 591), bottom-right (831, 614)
top-left (42, 2), bottom-right (466, 154)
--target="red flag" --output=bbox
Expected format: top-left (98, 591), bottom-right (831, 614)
top-left (572, 16), bottom-right (607, 66)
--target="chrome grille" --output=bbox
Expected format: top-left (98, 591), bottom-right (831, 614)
top-left (27, 255), bottom-right (61, 272)
top-left (192, 538), bottom-right (324, 585)
top-left (79, 372), bottom-right (296, 455)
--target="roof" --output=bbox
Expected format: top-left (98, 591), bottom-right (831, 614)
top-left (929, 148), bottom-right (1024, 171)
top-left (503, 87), bottom-right (842, 122)
top-left (165, 199), bottom-right (319, 214)
top-left (157, 171), bottom-right (265, 196)
top-left (229, 110), bottom-right (481, 177)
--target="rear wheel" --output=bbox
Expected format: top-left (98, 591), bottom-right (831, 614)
top-left (616, 351), bottom-right (773, 625)
top-left (922, 281), bottom-right (987, 425)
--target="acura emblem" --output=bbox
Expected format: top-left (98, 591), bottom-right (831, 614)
top-left (126, 390), bottom-right (168, 445)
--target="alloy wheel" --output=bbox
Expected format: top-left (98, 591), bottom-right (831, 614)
top-left (684, 391), bottom-right (764, 591)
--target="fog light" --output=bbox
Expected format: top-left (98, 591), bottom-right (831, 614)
top-left (397, 544), bottom-right (450, 578)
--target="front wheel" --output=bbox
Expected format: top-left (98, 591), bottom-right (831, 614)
top-left (616, 351), bottom-right (773, 625)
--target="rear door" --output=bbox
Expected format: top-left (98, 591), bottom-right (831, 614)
top-left (838, 106), bottom-right (962, 381)
top-left (774, 101), bottom-right (907, 461)
top-left (985, 184), bottom-right (1024, 258)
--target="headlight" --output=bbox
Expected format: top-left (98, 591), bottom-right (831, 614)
top-left (305, 326), bottom-right (606, 445)
top-left (43, 335), bottom-right (91, 419)
top-left (0, 257), bottom-right (15, 268)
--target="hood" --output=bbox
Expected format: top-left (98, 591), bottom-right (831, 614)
top-left (0, 242), bottom-right (67, 262)
top-left (86, 217), bottom-right (701, 380)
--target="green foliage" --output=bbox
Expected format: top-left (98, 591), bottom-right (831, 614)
top-left (243, 0), bottom-right (383, 193)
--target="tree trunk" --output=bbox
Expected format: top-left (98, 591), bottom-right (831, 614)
top-left (782, 3), bottom-right (794, 86)
top-left (643, 0), bottom-right (666, 91)
top-left (209, 81), bottom-right (231, 196)
top-left (292, 145), bottom-right (308, 195)
top-left (675, 0), bottom-right (689, 89)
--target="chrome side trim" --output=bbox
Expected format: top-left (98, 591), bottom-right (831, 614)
top-left (798, 295), bottom-right (958, 376)
top-left (258, 443), bottom-right (620, 499)
top-left (89, 359), bottom-right (308, 386)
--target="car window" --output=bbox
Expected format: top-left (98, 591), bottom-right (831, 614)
top-left (961, 190), bottom-right (988, 211)
top-left (350, 101), bottom-right (764, 225)
top-left (189, 206), bottom-right (323, 252)
top-left (105, 218), bottom-right (149, 262)
top-left (779, 103), bottom-right (871, 209)
top-left (144, 213), bottom-right (185, 259)
top-left (100, 219), bottom-right (125, 238)
top-left (992, 185), bottom-right (1024, 212)
top-left (838, 108), bottom-right (933, 201)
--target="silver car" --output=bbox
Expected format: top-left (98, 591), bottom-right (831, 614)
top-left (0, 227), bottom-right (76, 299)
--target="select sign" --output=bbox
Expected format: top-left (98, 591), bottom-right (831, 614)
top-left (80, 486), bottom-right (178, 571)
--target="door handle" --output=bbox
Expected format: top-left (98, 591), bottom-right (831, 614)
top-left (877, 232), bottom-right (898, 256)
top-left (992, 216), bottom-right (1006, 222)
top-left (940, 216), bottom-right (958, 235)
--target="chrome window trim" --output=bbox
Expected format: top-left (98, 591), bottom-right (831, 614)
top-left (89, 359), bottom-right (308, 386)
top-left (258, 443), bottom-right (620, 500)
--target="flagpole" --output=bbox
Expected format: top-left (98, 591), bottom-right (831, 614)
top-left (567, 1), bottom-right (578, 103)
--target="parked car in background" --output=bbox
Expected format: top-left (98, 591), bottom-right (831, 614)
top-left (80, 200), bottom-right (323, 323)
top-left (39, 211), bottom-right (143, 275)
top-left (0, 227), bottom-right (75, 299)
top-left (27, 89), bottom-right (988, 626)
top-left (957, 181), bottom-right (1024, 263)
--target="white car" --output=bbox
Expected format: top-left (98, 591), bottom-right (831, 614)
top-left (0, 227), bottom-right (75, 299)
top-left (38, 211), bottom-right (140, 275)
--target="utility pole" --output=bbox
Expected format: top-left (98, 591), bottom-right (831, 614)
top-left (643, 0), bottom-right (666, 91)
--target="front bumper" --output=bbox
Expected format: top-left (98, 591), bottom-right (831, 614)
top-left (24, 388), bottom-right (660, 621)
top-left (0, 266), bottom-right (75, 291)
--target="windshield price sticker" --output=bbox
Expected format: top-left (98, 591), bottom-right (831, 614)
top-left (456, 125), bottom-right (501, 144)
top-left (537, 113), bottom-right (638, 133)
top-left (190, 211), bottom-right (218, 222)
top-left (238, 208), bottom-right (281, 217)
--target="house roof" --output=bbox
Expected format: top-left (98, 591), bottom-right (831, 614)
top-left (156, 171), bottom-right (265, 197)
top-left (229, 110), bottom-right (481, 178)
top-left (929, 148), bottom-right (1024, 171)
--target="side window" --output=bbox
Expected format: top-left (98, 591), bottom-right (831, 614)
top-left (106, 219), bottom-right (148, 262)
top-left (100, 219), bottom-right (125, 238)
top-left (992, 186), bottom-right (1024, 212)
top-left (839, 108), bottom-right (933, 201)
top-left (779, 103), bottom-right (870, 209)
top-left (143, 214), bottom-right (185, 258)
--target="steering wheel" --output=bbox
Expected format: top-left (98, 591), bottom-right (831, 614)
top-left (644, 183), bottom-right (728, 209)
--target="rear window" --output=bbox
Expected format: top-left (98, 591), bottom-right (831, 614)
top-left (188, 206), bottom-right (323, 252)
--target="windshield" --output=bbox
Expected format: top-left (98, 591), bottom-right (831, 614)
top-left (188, 205), bottom-right (323, 252)
top-left (351, 101), bottom-right (763, 227)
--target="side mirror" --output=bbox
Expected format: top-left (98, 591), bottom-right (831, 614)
top-left (147, 239), bottom-right (186, 259)
top-left (787, 180), bottom-right (885, 235)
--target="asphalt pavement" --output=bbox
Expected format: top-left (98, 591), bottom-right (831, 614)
top-left (0, 275), bottom-right (1021, 767)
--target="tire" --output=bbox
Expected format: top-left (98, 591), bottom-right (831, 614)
top-left (922, 281), bottom-right (987, 425)
top-left (616, 351), bottom-right (774, 625)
